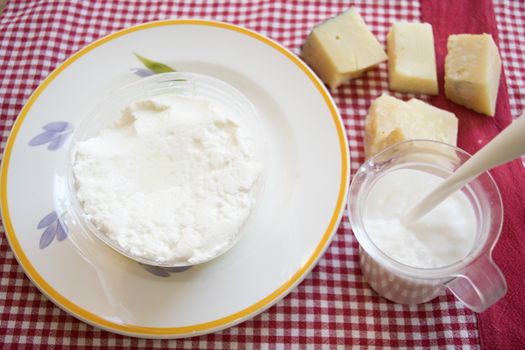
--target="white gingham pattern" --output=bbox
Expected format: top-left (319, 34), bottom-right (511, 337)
top-left (0, 1), bottom-right (522, 348)
top-left (494, 0), bottom-right (525, 119)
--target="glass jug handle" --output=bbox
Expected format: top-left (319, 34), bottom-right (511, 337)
top-left (445, 255), bottom-right (507, 312)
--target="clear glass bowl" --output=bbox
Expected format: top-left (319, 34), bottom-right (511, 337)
top-left (67, 72), bottom-right (265, 267)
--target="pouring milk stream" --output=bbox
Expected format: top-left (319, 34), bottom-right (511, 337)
top-left (403, 114), bottom-right (525, 224)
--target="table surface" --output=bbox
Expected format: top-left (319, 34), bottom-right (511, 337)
top-left (1, 1), bottom-right (524, 348)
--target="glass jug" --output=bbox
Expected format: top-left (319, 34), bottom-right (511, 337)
top-left (347, 140), bottom-right (507, 312)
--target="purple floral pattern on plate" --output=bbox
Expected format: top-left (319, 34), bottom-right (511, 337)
top-left (29, 121), bottom-right (73, 151)
top-left (140, 263), bottom-right (192, 277)
top-left (130, 68), bottom-right (155, 78)
top-left (38, 211), bottom-right (68, 249)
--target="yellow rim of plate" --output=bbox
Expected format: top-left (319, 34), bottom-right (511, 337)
top-left (0, 19), bottom-right (349, 337)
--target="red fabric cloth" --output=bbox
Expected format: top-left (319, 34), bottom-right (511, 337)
top-left (1, 1), bottom-right (480, 348)
top-left (0, 1), bottom-right (523, 347)
top-left (422, 1), bottom-right (525, 348)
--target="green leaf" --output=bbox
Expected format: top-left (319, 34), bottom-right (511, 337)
top-left (134, 53), bottom-right (175, 74)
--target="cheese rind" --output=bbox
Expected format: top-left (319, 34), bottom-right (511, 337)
top-left (444, 34), bottom-right (501, 116)
top-left (364, 95), bottom-right (458, 158)
top-left (365, 95), bottom-right (415, 158)
top-left (372, 128), bottom-right (406, 158)
top-left (387, 22), bottom-right (438, 95)
top-left (301, 8), bottom-right (387, 89)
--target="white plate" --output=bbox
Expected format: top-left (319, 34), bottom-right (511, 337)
top-left (0, 20), bottom-right (350, 338)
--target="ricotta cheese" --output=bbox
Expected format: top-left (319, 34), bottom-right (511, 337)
top-left (72, 94), bottom-right (263, 265)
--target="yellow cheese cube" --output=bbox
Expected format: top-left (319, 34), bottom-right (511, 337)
top-left (406, 98), bottom-right (458, 146)
top-left (364, 95), bottom-right (458, 158)
top-left (387, 22), bottom-right (438, 95)
top-left (444, 34), bottom-right (501, 116)
top-left (301, 8), bottom-right (387, 89)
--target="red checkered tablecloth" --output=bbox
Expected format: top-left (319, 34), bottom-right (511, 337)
top-left (0, 1), bottom-right (523, 348)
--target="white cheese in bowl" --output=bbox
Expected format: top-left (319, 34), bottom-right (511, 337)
top-left (72, 94), bottom-right (263, 265)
